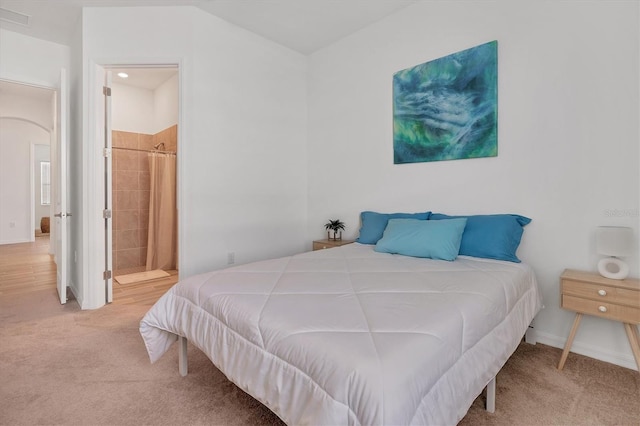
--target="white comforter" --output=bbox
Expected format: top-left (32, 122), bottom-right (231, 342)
top-left (140, 243), bottom-right (542, 425)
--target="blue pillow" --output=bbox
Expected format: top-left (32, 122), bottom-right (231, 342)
top-left (374, 218), bottom-right (467, 261)
top-left (429, 213), bottom-right (531, 262)
top-left (356, 211), bottom-right (431, 244)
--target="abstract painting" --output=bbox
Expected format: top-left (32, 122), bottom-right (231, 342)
top-left (393, 41), bottom-right (498, 164)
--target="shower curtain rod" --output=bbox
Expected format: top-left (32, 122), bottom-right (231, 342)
top-left (112, 146), bottom-right (176, 155)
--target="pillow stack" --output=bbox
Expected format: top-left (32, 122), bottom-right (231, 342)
top-left (356, 210), bottom-right (531, 262)
top-left (356, 211), bottom-right (431, 244)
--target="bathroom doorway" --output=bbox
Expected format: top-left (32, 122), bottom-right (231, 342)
top-left (108, 66), bottom-right (179, 302)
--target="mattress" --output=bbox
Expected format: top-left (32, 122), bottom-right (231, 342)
top-left (140, 242), bottom-right (542, 425)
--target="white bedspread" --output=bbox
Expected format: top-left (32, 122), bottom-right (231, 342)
top-left (140, 243), bottom-right (542, 425)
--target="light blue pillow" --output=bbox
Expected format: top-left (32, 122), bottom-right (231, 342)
top-left (356, 211), bottom-right (431, 245)
top-left (374, 218), bottom-right (467, 261)
top-left (429, 213), bottom-right (531, 263)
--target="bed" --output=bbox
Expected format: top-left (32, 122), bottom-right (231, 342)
top-left (140, 240), bottom-right (542, 425)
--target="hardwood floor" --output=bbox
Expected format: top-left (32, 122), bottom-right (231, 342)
top-left (0, 236), bottom-right (56, 296)
top-left (0, 236), bottom-right (177, 305)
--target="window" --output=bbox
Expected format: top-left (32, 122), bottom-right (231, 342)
top-left (41, 161), bottom-right (51, 205)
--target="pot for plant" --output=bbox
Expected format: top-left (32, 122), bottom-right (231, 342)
top-left (324, 219), bottom-right (345, 241)
top-left (327, 231), bottom-right (342, 241)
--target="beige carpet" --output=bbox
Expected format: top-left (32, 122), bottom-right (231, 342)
top-left (0, 290), bottom-right (638, 426)
top-left (115, 269), bottom-right (170, 285)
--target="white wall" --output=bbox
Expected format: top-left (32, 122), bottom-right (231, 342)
top-left (111, 83), bottom-right (155, 134)
top-left (69, 15), bottom-right (83, 305)
top-left (154, 73), bottom-right (179, 132)
top-left (80, 6), bottom-right (307, 308)
top-left (0, 91), bottom-right (54, 130)
top-left (0, 119), bottom-right (50, 243)
top-left (111, 73), bottom-right (178, 134)
top-left (307, 1), bottom-right (639, 369)
top-left (0, 29), bottom-right (70, 88)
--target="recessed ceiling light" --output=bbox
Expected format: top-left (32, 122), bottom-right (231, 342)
top-left (117, 72), bottom-right (129, 79)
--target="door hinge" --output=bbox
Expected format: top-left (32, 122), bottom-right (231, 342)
top-left (103, 148), bottom-right (111, 157)
top-left (103, 86), bottom-right (111, 96)
top-left (103, 270), bottom-right (112, 280)
top-left (103, 209), bottom-right (112, 219)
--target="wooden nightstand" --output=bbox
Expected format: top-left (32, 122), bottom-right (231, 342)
top-left (558, 269), bottom-right (640, 371)
top-left (312, 239), bottom-right (354, 251)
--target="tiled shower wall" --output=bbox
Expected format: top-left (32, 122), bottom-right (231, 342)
top-left (112, 125), bottom-right (177, 272)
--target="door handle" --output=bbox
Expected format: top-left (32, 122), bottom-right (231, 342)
top-left (54, 212), bottom-right (73, 218)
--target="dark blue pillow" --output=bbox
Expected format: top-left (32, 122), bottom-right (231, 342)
top-left (429, 213), bottom-right (531, 262)
top-left (356, 211), bottom-right (431, 244)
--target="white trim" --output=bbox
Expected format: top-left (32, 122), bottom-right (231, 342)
top-left (85, 57), bottom-right (184, 309)
top-left (537, 331), bottom-right (638, 371)
top-left (0, 238), bottom-right (32, 245)
top-left (0, 75), bottom-right (56, 91)
top-left (29, 143), bottom-right (35, 242)
top-left (83, 60), bottom-right (104, 309)
top-left (0, 116), bottom-right (50, 132)
top-left (176, 59), bottom-right (184, 277)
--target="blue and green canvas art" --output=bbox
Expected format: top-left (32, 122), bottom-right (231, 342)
top-left (393, 41), bottom-right (498, 164)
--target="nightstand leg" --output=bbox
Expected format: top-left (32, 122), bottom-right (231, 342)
top-left (623, 323), bottom-right (640, 372)
top-left (558, 313), bottom-right (582, 370)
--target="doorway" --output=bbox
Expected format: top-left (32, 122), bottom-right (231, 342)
top-left (0, 81), bottom-right (54, 248)
top-left (107, 66), bottom-right (180, 301)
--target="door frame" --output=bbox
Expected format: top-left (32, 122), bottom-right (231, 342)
top-left (0, 75), bottom-right (66, 299)
top-left (84, 59), bottom-right (183, 309)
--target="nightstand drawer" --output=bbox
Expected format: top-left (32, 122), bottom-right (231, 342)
top-left (562, 295), bottom-right (640, 324)
top-left (562, 279), bottom-right (640, 308)
top-left (313, 241), bottom-right (332, 250)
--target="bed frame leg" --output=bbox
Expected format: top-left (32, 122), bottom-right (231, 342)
top-left (486, 376), bottom-right (496, 413)
top-left (178, 335), bottom-right (188, 377)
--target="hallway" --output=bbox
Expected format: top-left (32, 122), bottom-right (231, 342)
top-left (0, 236), bottom-right (177, 305)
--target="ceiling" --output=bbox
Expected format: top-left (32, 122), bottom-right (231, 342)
top-left (110, 67), bottom-right (178, 90)
top-left (0, 0), bottom-right (416, 55)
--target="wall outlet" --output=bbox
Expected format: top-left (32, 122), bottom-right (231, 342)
top-left (227, 252), bottom-right (235, 265)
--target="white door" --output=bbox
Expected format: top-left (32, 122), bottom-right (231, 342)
top-left (103, 69), bottom-right (113, 304)
top-left (54, 68), bottom-right (69, 304)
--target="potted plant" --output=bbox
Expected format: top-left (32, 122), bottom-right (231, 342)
top-left (324, 219), bottom-right (345, 241)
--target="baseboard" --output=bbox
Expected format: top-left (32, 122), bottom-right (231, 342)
top-left (68, 280), bottom-right (82, 308)
top-left (525, 325), bottom-right (537, 344)
top-left (0, 238), bottom-right (32, 245)
top-left (536, 331), bottom-right (638, 371)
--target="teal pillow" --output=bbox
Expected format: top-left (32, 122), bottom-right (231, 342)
top-left (356, 211), bottom-right (431, 245)
top-left (429, 213), bottom-right (531, 263)
top-left (374, 218), bottom-right (467, 261)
